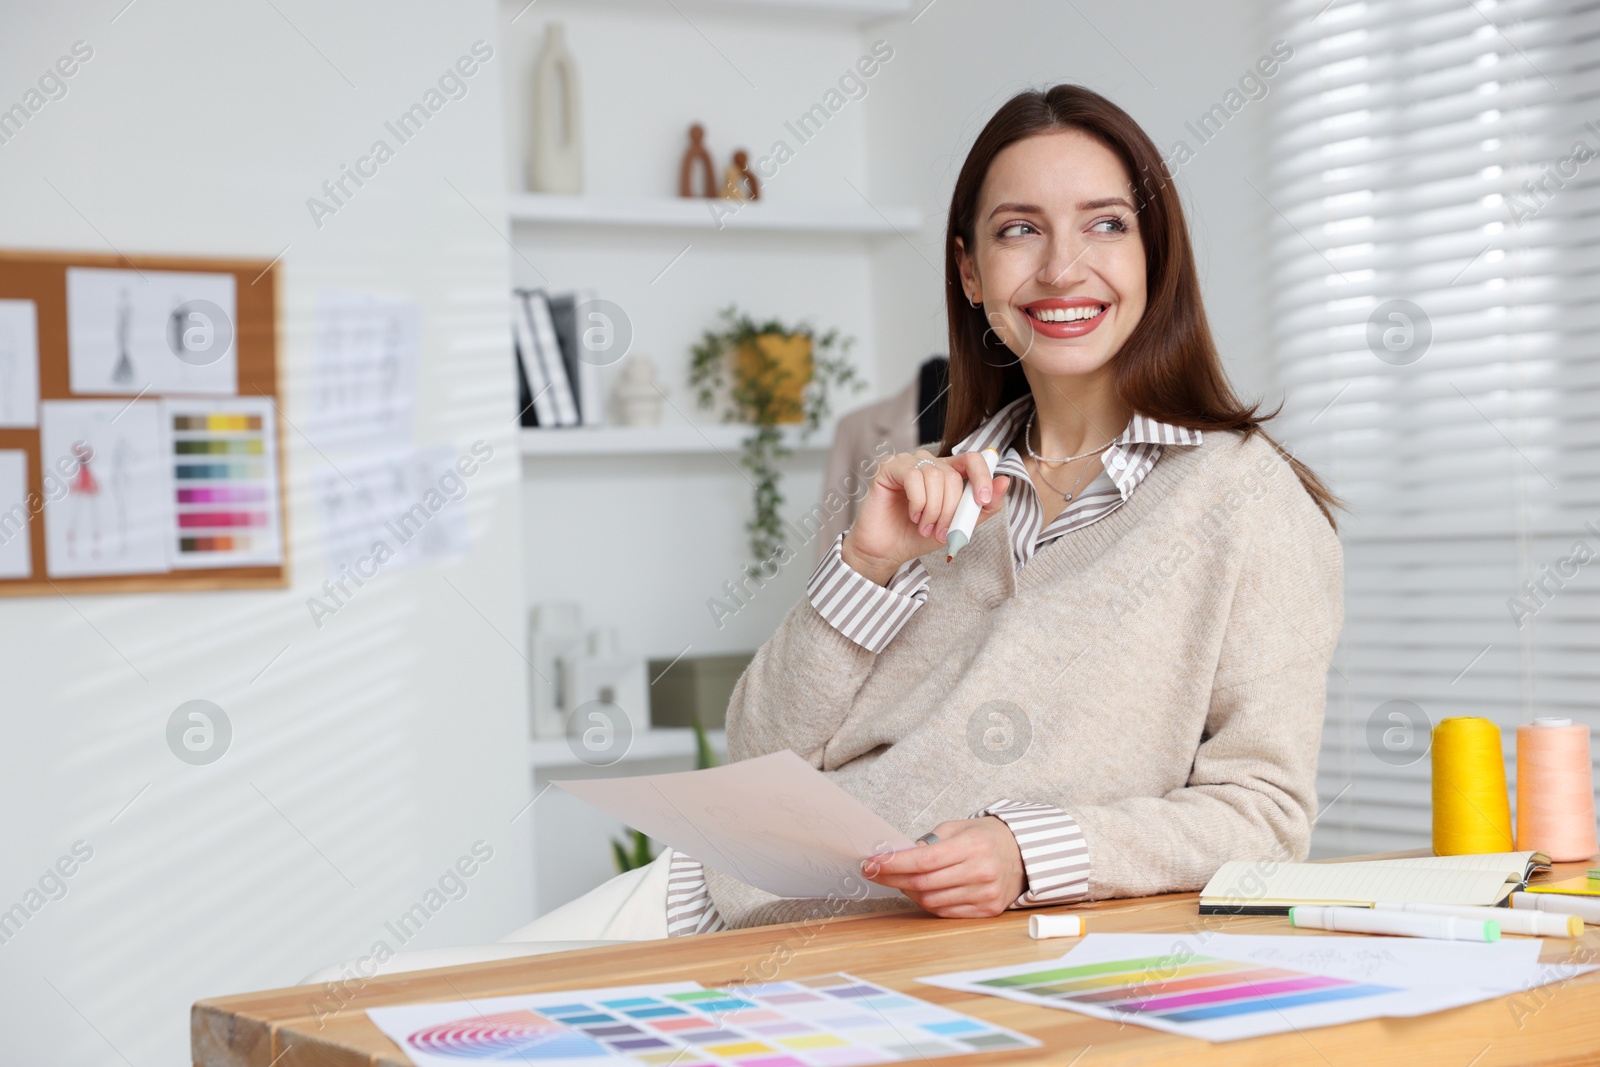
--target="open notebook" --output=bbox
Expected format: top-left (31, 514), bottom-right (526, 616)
top-left (1198, 851), bottom-right (1551, 915)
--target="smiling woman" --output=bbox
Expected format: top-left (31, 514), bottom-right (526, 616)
top-left (331, 86), bottom-right (1348, 966)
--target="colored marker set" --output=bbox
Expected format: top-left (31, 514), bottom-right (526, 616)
top-left (367, 973), bottom-right (1040, 1067)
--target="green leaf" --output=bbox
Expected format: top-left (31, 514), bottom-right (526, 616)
top-left (692, 711), bottom-right (719, 770)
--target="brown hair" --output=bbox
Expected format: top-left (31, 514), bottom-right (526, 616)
top-left (939, 84), bottom-right (1340, 528)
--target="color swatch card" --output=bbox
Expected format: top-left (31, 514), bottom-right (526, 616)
top-left (920, 933), bottom-right (1550, 1043)
top-left (367, 973), bottom-right (1039, 1066)
top-left (164, 397), bottom-right (283, 568)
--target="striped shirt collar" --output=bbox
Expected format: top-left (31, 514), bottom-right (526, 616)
top-left (951, 393), bottom-right (1202, 500)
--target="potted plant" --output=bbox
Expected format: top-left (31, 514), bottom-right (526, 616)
top-left (688, 305), bottom-right (861, 569)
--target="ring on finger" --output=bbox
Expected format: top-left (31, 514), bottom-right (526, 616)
top-left (913, 458), bottom-right (938, 471)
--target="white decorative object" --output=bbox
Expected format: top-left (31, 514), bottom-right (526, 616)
top-left (529, 23), bottom-right (583, 194)
top-left (613, 355), bottom-right (666, 427)
top-left (528, 602), bottom-right (584, 738)
top-left (562, 626), bottom-right (649, 738)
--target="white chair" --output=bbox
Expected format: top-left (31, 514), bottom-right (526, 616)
top-left (297, 850), bottom-right (674, 985)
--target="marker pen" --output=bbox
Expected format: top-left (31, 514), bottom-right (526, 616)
top-left (944, 447), bottom-right (1000, 562)
top-left (1289, 905), bottom-right (1499, 942)
top-left (1512, 890), bottom-right (1600, 925)
top-left (1373, 900), bottom-right (1581, 938)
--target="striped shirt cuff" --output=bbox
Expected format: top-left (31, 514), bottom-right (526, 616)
top-left (806, 534), bottom-right (931, 654)
top-left (975, 800), bottom-right (1090, 908)
top-left (665, 851), bottom-right (728, 937)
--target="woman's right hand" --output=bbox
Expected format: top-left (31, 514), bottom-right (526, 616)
top-left (840, 449), bottom-right (1011, 586)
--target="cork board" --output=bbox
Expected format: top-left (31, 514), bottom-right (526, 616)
top-left (0, 248), bottom-right (286, 596)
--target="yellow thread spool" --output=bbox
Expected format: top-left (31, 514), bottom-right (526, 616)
top-left (1432, 716), bottom-right (1515, 855)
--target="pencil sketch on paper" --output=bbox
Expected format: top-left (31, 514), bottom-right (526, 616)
top-left (39, 400), bottom-right (173, 578)
top-left (66, 268), bottom-right (238, 396)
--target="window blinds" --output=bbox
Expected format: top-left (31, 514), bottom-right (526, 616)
top-left (1264, 0), bottom-right (1600, 856)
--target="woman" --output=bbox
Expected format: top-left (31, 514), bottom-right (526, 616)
top-left (305, 85), bottom-right (1342, 981)
top-left (668, 82), bottom-right (1343, 934)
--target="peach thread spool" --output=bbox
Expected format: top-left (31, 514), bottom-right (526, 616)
top-left (1432, 716), bottom-right (1515, 855)
top-left (1516, 717), bottom-right (1598, 861)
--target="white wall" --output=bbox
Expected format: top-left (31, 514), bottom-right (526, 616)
top-left (864, 0), bottom-right (1280, 404)
top-left (0, 3), bottom-right (531, 1064)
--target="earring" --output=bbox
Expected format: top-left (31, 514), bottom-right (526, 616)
top-left (968, 294), bottom-right (982, 308)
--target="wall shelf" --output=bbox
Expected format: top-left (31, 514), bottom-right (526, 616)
top-left (520, 424), bottom-right (833, 457)
top-left (531, 727), bottom-right (728, 769)
top-left (508, 193), bottom-right (921, 236)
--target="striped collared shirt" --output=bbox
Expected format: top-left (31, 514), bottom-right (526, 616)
top-left (664, 395), bottom-right (1201, 936)
top-left (808, 394), bottom-right (1203, 653)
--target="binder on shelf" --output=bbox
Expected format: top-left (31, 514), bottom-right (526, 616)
top-left (548, 289), bottom-right (605, 426)
top-left (512, 290), bottom-right (560, 427)
top-left (526, 289), bottom-right (581, 426)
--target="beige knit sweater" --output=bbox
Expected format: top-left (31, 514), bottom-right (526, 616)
top-left (705, 429), bottom-right (1344, 929)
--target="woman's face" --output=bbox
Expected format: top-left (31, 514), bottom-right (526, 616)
top-left (956, 129), bottom-right (1147, 380)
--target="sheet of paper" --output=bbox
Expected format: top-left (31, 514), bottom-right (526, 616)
top-left (0, 299), bottom-right (40, 428)
top-left (66, 268), bottom-right (237, 395)
top-left (367, 973), bottom-right (1039, 1067)
top-left (554, 750), bottom-right (916, 899)
top-left (307, 290), bottom-right (419, 448)
top-left (920, 932), bottom-right (1549, 1043)
top-left (1202, 859), bottom-right (1515, 907)
top-left (161, 397), bottom-right (283, 568)
top-left (40, 400), bottom-right (172, 577)
top-left (0, 450), bottom-right (33, 578)
top-left (312, 446), bottom-right (472, 578)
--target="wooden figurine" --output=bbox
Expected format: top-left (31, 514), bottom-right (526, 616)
top-left (679, 124), bottom-right (717, 198)
top-left (722, 149), bottom-right (760, 201)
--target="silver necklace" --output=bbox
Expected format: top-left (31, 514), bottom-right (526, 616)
top-left (1024, 409), bottom-right (1119, 465)
top-left (1029, 452), bottom-right (1097, 502)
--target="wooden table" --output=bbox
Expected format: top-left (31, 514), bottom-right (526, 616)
top-left (193, 855), bottom-right (1600, 1066)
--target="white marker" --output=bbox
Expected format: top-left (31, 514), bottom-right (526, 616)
top-left (1512, 891), bottom-right (1600, 926)
top-left (1374, 900), bottom-right (1581, 938)
top-left (1289, 905), bottom-right (1499, 942)
top-left (1028, 914), bottom-right (1085, 940)
top-left (944, 447), bottom-right (1000, 562)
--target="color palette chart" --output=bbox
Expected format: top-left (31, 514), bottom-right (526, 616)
top-left (366, 974), bottom-right (1039, 1066)
top-left (947, 952), bottom-right (1400, 1042)
top-left (164, 397), bottom-right (282, 568)
top-left (920, 932), bottom-right (1559, 1043)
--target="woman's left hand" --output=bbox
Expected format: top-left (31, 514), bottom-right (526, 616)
top-left (861, 817), bottom-right (1025, 918)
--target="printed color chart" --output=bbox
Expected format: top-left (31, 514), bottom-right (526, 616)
top-left (975, 953), bottom-right (1398, 1022)
top-left (367, 974), bottom-right (1039, 1066)
top-left (164, 397), bottom-right (282, 568)
top-left (917, 933), bottom-right (1517, 1043)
